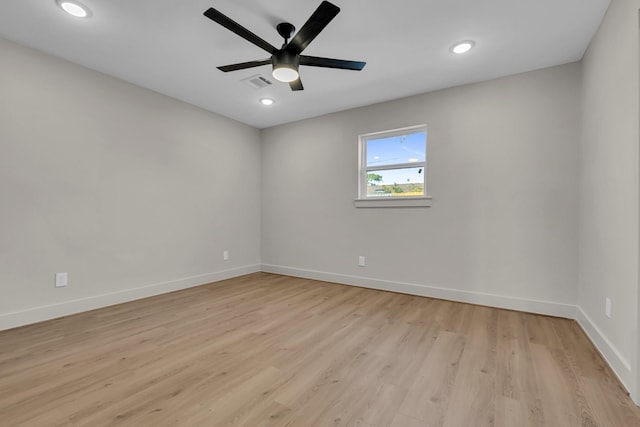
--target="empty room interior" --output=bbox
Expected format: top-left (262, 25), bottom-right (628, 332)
top-left (1, 0), bottom-right (640, 425)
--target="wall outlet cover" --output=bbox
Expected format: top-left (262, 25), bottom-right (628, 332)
top-left (55, 272), bottom-right (68, 288)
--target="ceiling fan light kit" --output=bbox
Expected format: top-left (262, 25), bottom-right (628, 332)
top-left (272, 51), bottom-right (300, 82)
top-left (203, 1), bottom-right (366, 91)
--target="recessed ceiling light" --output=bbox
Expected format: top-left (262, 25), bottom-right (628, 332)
top-left (450, 40), bottom-right (475, 54)
top-left (260, 98), bottom-right (275, 106)
top-left (56, 0), bottom-right (91, 18)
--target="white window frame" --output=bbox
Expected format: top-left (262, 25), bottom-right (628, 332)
top-left (355, 124), bottom-right (431, 208)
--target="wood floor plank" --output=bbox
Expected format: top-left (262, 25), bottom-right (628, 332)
top-left (530, 343), bottom-right (598, 426)
top-left (580, 376), bottom-right (640, 427)
top-left (496, 310), bottom-right (545, 426)
top-left (390, 413), bottom-right (425, 427)
top-left (495, 395), bottom-right (537, 427)
top-left (398, 330), bottom-right (466, 424)
top-left (442, 306), bottom-right (498, 427)
top-left (0, 272), bottom-right (638, 426)
top-left (272, 323), bottom-right (378, 408)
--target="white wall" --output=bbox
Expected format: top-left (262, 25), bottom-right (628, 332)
top-left (578, 0), bottom-right (640, 402)
top-left (261, 63), bottom-right (581, 317)
top-left (0, 37), bottom-right (262, 329)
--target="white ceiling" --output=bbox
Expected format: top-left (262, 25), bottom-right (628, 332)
top-left (0, 0), bottom-right (610, 129)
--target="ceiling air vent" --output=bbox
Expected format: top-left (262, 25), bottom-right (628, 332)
top-left (241, 74), bottom-right (273, 89)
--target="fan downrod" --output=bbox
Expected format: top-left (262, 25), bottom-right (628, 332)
top-left (276, 22), bottom-right (295, 43)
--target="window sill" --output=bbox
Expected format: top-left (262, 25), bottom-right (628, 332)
top-left (354, 196), bottom-right (432, 208)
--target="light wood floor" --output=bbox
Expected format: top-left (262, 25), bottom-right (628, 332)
top-left (1, 273), bottom-right (639, 426)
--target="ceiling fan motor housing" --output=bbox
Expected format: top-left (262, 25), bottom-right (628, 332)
top-left (273, 50), bottom-right (299, 69)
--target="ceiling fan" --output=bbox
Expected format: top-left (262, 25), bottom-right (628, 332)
top-left (203, 1), bottom-right (366, 91)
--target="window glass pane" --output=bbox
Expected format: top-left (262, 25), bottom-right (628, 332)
top-left (366, 167), bottom-right (424, 197)
top-left (366, 131), bottom-right (426, 167)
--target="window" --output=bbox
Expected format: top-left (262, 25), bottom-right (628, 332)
top-left (355, 125), bottom-right (431, 207)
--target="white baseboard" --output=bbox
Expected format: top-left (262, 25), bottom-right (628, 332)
top-left (260, 264), bottom-right (577, 318)
top-left (0, 264), bottom-right (260, 331)
top-left (575, 306), bottom-right (635, 402)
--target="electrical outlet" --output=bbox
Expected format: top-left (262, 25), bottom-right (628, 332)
top-left (55, 272), bottom-right (68, 288)
top-left (223, 250), bottom-right (229, 261)
top-left (358, 256), bottom-right (365, 267)
top-left (605, 297), bottom-right (612, 319)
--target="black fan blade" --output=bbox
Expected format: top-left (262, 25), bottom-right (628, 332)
top-left (300, 55), bottom-right (366, 70)
top-left (218, 59), bottom-right (271, 72)
top-left (285, 1), bottom-right (340, 55)
top-left (204, 8), bottom-right (277, 55)
top-left (289, 78), bottom-right (304, 91)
